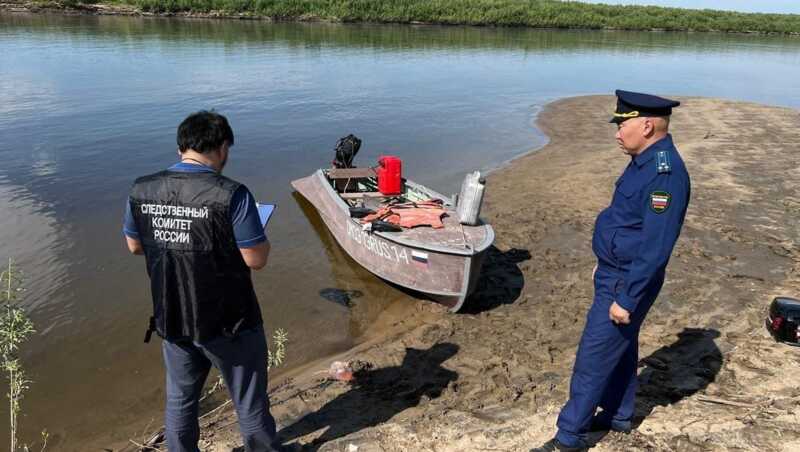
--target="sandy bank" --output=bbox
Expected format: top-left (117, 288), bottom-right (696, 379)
top-left (132, 95), bottom-right (800, 451)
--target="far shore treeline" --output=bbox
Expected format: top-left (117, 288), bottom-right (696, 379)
top-left (29, 0), bottom-right (800, 34)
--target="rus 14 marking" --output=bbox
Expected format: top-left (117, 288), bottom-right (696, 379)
top-left (347, 221), bottom-right (410, 265)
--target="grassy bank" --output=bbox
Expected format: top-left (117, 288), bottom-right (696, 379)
top-left (46, 0), bottom-right (800, 34)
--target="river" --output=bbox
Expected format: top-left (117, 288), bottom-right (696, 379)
top-left (0, 12), bottom-right (799, 450)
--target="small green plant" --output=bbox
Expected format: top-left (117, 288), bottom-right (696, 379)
top-left (0, 258), bottom-right (36, 452)
top-left (268, 328), bottom-right (288, 370)
top-left (202, 328), bottom-right (288, 402)
top-left (22, 431), bottom-right (49, 452)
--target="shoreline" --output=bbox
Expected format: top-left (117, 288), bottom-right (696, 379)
top-left (185, 94), bottom-right (800, 451)
top-left (2, 2), bottom-right (800, 35)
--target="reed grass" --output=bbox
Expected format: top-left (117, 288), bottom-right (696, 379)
top-left (111, 0), bottom-right (800, 34)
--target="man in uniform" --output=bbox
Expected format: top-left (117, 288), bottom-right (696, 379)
top-left (123, 111), bottom-right (284, 452)
top-left (532, 91), bottom-right (691, 452)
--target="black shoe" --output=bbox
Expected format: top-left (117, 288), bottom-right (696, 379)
top-left (530, 438), bottom-right (589, 452)
top-left (589, 416), bottom-right (632, 434)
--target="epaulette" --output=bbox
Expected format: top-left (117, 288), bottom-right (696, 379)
top-left (657, 150), bottom-right (671, 174)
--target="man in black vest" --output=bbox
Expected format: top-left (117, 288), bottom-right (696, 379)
top-left (123, 111), bottom-right (283, 452)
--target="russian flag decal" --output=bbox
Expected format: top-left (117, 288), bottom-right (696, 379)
top-left (411, 250), bottom-right (429, 266)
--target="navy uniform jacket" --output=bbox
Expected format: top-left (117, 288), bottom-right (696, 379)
top-left (592, 134), bottom-right (690, 313)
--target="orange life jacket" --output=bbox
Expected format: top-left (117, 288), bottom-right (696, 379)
top-left (361, 200), bottom-right (447, 229)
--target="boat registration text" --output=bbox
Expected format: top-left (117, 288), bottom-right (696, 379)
top-left (347, 221), bottom-right (410, 265)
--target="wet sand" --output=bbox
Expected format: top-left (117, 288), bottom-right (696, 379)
top-left (133, 95), bottom-right (800, 451)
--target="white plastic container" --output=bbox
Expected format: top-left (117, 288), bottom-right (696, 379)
top-left (456, 171), bottom-right (486, 226)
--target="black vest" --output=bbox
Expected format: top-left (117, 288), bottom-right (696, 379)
top-left (129, 170), bottom-right (262, 342)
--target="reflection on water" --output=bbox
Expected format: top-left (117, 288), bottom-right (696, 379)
top-left (5, 13), bottom-right (800, 55)
top-left (0, 181), bottom-right (70, 322)
top-left (293, 191), bottom-right (407, 340)
top-left (0, 12), bottom-right (799, 451)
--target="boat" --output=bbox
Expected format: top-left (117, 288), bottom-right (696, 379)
top-left (291, 166), bottom-right (495, 312)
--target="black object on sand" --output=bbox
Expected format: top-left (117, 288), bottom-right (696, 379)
top-left (766, 297), bottom-right (800, 346)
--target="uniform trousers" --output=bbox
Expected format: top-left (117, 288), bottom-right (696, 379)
top-left (555, 267), bottom-right (662, 447)
top-left (162, 326), bottom-right (282, 452)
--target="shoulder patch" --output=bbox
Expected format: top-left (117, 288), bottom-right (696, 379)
top-left (657, 150), bottom-right (671, 174)
top-left (650, 191), bottom-right (671, 214)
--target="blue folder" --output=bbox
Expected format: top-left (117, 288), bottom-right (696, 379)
top-left (256, 203), bottom-right (276, 229)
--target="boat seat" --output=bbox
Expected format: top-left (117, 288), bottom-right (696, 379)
top-left (327, 167), bottom-right (376, 179)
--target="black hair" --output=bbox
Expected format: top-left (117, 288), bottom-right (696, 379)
top-left (177, 111), bottom-right (234, 154)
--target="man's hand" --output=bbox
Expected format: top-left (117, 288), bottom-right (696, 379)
top-left (609, 301), bottom-right (630, 325)
top-left (126, 236), bottom-right (144, 255)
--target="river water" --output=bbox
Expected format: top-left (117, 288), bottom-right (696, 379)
top-left (1, 12), bottom-right (799, 450)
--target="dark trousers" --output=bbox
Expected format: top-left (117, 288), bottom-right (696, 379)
top-left (162, 326), bottom-right (281, 452)
top-left (555, 268), bottom-right (661, 447)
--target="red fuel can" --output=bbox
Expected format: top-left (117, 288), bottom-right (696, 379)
top-left (377, 156), bottom-right (402, 195)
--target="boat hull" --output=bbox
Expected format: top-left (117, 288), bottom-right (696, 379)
top-left (292, 170), bottom-right (491, 312)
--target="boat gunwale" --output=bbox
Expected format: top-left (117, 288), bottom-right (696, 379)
top-left (312, 169), bottom-right (495, 256)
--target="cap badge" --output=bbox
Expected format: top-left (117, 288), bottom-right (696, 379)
top-left (613, 110), bottom-right (640, 119)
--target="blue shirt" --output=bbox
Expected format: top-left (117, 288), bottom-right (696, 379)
top-left (123, 162), bottom-right (267, 248)
top-left (592, 134), bottom-right (691, 312)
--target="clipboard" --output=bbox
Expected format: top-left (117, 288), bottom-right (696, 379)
top-left (256, 203), bottom-right (276, 229)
